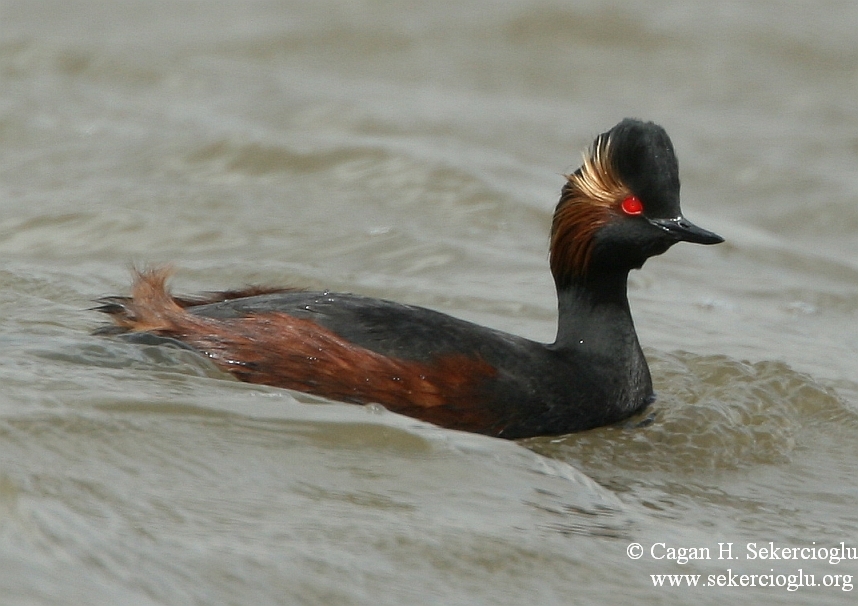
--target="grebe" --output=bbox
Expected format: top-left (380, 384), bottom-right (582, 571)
top-left (98, 119), bottom-right (723, 439)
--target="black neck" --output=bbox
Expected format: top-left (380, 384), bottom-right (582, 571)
top-left (552, 270), bottom-right (637, 351)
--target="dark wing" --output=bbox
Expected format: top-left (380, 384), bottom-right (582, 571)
top-left (188, 291), bottom-right (537, 365)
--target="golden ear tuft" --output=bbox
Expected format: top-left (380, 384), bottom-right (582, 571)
top-left (550, 134), bottom-right (631, 282)
top-left (568, 134), bottom-right (631, 207)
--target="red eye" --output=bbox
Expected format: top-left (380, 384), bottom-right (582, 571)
top-left (621, 196), bottom-right (644, 216)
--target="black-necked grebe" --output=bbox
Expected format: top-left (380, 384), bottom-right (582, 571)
top-left (98, 119), bottom-right (723, 439)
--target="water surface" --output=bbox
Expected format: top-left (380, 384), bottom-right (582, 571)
top-left (1, 1), bottom-right (857, 604)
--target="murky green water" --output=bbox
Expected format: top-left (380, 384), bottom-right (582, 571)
top-left (2, 1), bottom-right (857, 604)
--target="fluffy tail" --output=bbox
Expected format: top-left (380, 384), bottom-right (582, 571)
top-left (94, 268), bottom-right (296, 335)
top-left (93, 267), bottom-right (187, 335)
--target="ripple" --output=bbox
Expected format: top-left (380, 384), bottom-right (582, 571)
top-left (525, 351), bottom-right (852, 472)
top-left (0, 37), bottom-right (163, 86)
top-left (218, 28), bottom-right (414, 61)
top-left (184, 139), bottom-right (391, 177)
top-left (504, 6), bottom-right (681, 51)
